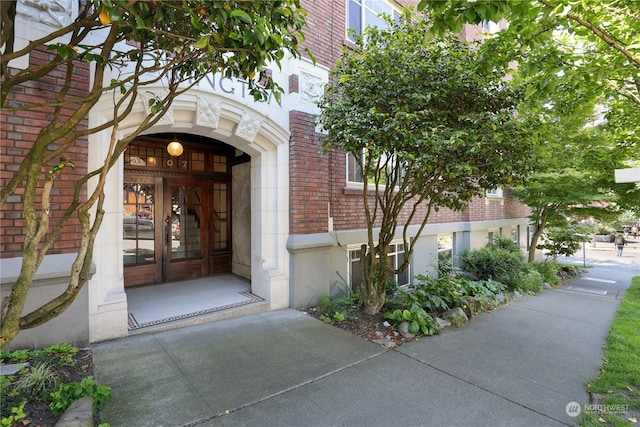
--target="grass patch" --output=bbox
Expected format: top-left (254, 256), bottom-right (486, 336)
top-left (581, 276), bottom-right (640, 426)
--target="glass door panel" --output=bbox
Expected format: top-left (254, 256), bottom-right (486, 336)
top-left (170, 184), bottom-right (202, 260)
top-left (212, 183), bottom-right (228, 251)
top-left (123, 182), bottom-right (156, 265)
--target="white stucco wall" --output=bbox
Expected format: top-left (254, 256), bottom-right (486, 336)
top-left (232, 162), bottom-right (252, 280)
top-left (287, 217), bottom-right (530, 309)
top-left (0, 254), bottom-right (91, 350)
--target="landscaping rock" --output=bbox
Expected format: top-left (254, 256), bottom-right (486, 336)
top-left (435, 317), bottom-right (451, 329)
top-left (464, 297), bottom-right (481, 314)
top-left (442, 307), bottom-right (468, 325)
top-left (458, 298), bottom-right (473, 318)
top-left (0, 363), bottom-right (29, 375)
top-left (372, 338), bottom-right (396, 349)
top-left (54, 396), bottom-right (94, 427)
top-left (398, 321), bottom-right (416, 339)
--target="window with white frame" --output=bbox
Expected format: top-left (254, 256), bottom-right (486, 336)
top-left (346, 150), bottom-right (405, 186)
top-left (346, 0), bottom-right (400, 40)
top-left (511, 226), bottom-right (520, 246)
top-left (488, 228), bottom-right (501, 243)
top-left (437, 234), bottom-right (453, 270)
top-left (481, 20), bottom-right (500, 34)
top-left (486, 187), bottom-right (503, 198)
top-left (347, 151), bottom-right (364, 183)
top-left (349, 242), bottom-right (409, 290)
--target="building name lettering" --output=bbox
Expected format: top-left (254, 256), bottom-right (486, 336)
top-left (198, 74), bottom-right (283, 108)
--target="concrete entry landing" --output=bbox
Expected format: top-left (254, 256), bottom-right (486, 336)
top-left (125, 275), bottom-right (269, 335)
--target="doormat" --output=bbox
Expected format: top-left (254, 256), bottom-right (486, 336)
top-left (127, 291), bottom-right (264, 331)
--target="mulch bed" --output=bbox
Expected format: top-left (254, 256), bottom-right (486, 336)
top-left (304, 305), bottom-right (413, 347)
top-left (3, 349), bottom-right (100, 427)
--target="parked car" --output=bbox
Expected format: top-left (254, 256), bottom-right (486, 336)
top-left (123, 217), bottom-right (154, 230)
top-left (123, 217), bottom-right (155, 240)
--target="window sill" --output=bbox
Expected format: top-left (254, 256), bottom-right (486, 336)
top-left (343, 182), bottom-right (400, 196)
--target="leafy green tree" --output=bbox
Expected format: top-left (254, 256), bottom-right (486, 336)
top-left (417, 0), bottom-right (640, 166)
top-left (0, 0), bottom-right (309, 346)
top-left (316, 11), bottom-right (533, 315)
top-left (418, 0), bottom-right (640, 261)
top-left (508, 77), bottom-right (637, 262)
top-left (512, 168), bottom-right (618, 263)
top-left (537, 224), bottom-right (592, 260)
top-left (418, 0), bottom-right (640, 110)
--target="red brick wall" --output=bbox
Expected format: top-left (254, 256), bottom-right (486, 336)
top-left (0, 46), bottom-right (89, 258)
top-left (300, 0), bottom-right (346, 69)
top-left (327, 176), bottom-right (526, 232)
top-left (299, 0), bottom-right (418, 69)
top-left (290, 0), bottom-right (531, 234)
top-left (289, 111), bottom-right (330, 234)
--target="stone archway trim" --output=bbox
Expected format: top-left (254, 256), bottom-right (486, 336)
top-left (86, 88), bottom-right (291, 343)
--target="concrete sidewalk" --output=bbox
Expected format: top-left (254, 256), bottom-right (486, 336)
top-left (572, 238), bottom-right (640, 266)
top-left (92, 263), bottom-right (635, 427)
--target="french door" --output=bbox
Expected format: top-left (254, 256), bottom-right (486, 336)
top-left (123, 176), bottom-right (231, 287)
top-left (163, 178), bottom-right (205, 282)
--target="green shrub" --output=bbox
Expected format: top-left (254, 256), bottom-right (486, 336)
top-left (533, 260), bottom-right (562, 286)
top-left (1, 344), bottom-right (106, 423)
top-left (42, 343), bottom-right (78, 365)
top-left (491, 235), bottom-right (523, 253)
top-left (1, 349), bottom-right (30, 364)
top-left (386, 274), bottom-right (509, 316)
top-left (460, 236), bottom-right (526, 289)
top-left (403, 274), bottom-right (463, 312)
top-left (512, 268), bottom-right (543, 293)
top-left (459, 279), bottom-right (507, 300)
top-left (12, 362), bottom-right (58, 397)
top-left (319, 295), bottom-right (331, 310)
top-left (48, 376), bottom-right (111, 418)
top-left (315, 285), bottom-right (360, 323)
top-left (537, 225), bottom-right (591, 259)
top-left (437, 251), bottom-right (455, 277)
top-left (420, 275), bottom-right (462, 310)
top-left (1, 401), bottom-right (26, 427)
top-left (383, 302), bottom-right (439, 336)
top-left (1, 373), bottom-right (21, 420)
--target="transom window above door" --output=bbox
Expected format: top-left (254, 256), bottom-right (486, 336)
top-left (124, 144), bottom-right (207, 172)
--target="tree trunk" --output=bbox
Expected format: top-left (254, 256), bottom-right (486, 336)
top-left (359, 245), bottom-right (388, 315)
top-left (528, 224), bottom-right (545, 263)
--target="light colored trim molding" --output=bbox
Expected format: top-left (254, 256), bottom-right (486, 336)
top-left (0, 253), bottom-right (95, 285)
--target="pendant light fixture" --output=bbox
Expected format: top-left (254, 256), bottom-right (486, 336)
top-left (166, 137), bottom-right (184, 157)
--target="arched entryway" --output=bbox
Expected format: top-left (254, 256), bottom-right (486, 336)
top-left (87, 88), bottom-right (291, 342)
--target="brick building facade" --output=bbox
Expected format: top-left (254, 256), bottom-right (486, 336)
top-left (0, 0), bottom-right (531, 348)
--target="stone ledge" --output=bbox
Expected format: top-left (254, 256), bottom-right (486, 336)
top-left (0, 253), bottom-right (95, 285)
top-left (54, 396), bottom-right (94, 427)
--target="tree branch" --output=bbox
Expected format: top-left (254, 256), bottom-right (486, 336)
top-left (537, 0), bottom-right (640, 69)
